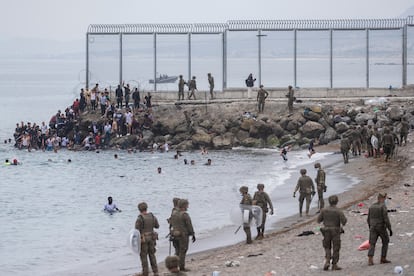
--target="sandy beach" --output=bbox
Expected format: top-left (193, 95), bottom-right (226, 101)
top-left (149, 135), bottom-right (414, 276)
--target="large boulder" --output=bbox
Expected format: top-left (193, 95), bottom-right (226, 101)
top-left (387, 106), bottom-right (403, 121)
top-left (320, 127), bottom-right (337, 144)
top-left (249, 120), bottom-right (274, 138)
top-left (212, 132), bottom-right (234, 149)
top-left (303, 110), bottom-right (321, 121)
top-left (300, 121), bottom-right (325, 138)
top-left (241, 137), bottom-right (263, 148)
top-left (191, 133), bottom-right (212, 146)
top-left (334, 122), bottom-right (349, 134)
top-left (354, 112), bottom-right (375, 125)
top-left (240, 119), bottom-right (255, 131)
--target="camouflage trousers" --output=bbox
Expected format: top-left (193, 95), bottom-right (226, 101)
top-left (322, 228), bottom-right (341, 265)
top-left (368, 226), bottom-right (389, 257)
top-left (140, 238), bottom-right (158, 276)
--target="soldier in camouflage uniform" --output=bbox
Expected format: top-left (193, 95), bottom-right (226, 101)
top-left (293, 169), bottom-right (315, 217)
top-left (170, 199), bottom-right (195, 272)
top-left (381, 128), bottom-right (394, 162)
top-left (340, 135), bottom-right (351, 164)
top-left (314, 163), bottom-right (327, 212)
top-left (177, 75), bottom-right (187, 101)
top-left (239, 186), bottom-right (253, 244)
top-left (164, 255), bottom-right (187, 276)
top-left (317, 195), bottom-right (347, 271)
top-left (367, 193), bottom-right (392, 266)
top-left (253, 183), bottom-right (274, 239)
top-left (168, 198), bottom-right (180, 255)
top-left (135, 202), bottom-right (160, 276)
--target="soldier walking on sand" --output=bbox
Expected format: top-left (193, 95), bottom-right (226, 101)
top-left (286, 85), bottom-right (295, 113)
top-left (340, 135), bottom-right (351, 164)
top-left (135, 202), bottom-right (160, 276)
top-left (293, 169), bottom-right (315, 217)
top-left (367, 192), bottom-right (392, 266)
top-left (239, 186), bottom-right (253, 244)
top-left (314, 163), bottom-right (327, 212)
top-left (170, 199), bottom-right (195, 272)
top-left (257, 85), bottom-right (269, 113)
top-left (253, 183), bottom-right (274, 239)
top-left (317, 195), bottom-right (347, 271)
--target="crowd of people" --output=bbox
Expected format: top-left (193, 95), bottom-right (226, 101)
top-left (340, 118), bottom-right (409, 163)
top-left (12, 83), bottom-right (156, 152)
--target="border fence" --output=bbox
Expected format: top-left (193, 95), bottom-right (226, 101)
top-left (86, 17), bottom-right (414, 91)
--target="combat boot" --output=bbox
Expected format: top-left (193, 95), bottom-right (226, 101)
top-left (368, 256), bottom-right (374, 266)
top-left (380, 256), bottom-right (391, 264)
top-left (323, 258), bottom-right (330, 271)
top-left (331, 264), bottom-right (342, 270)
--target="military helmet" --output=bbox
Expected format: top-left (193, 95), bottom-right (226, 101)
top-left (300, 168), bottom-right (307, 175)
top-left (137, 202), bottom-right (148, 212)
top-left (257, 183), bottom-right (264, 189)
top-left (178, 199), bottom-right (189, 208)
top-left (173, 197), bottom-right (180, 207)
top-left (328, 195), bottom-right (339, 205)
top-left (165, 255), bottom-right (180, 269)
top-left (239, 186), bottom-right (248, 193)
top-left (314, 163), bottom-right (321, 169)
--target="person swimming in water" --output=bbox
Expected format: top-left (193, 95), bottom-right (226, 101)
top-left (103, 196), bottom-right (122, 214)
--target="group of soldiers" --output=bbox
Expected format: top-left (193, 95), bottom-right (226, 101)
top-left (177, 73), bottom-right (215, 101)
top-left (134, 198), bottom-right (195, 276)
top-left (292, 163), bottom-right (392, 270)
top-left (238, 162), bottom-right (393, 272)
top-left (340, 117), bottom-right (409, 163)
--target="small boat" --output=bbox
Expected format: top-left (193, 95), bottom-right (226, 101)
top-left (149, 74), bottom-right (178, 84)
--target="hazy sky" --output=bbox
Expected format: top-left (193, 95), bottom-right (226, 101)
top-left (1, 0), bottom-right (414, 41)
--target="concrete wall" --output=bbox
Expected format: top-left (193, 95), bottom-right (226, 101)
top-left (146, 87), bottom-right (414, 101)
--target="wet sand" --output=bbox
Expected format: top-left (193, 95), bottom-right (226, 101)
top-left (150, 136), bottom-right (414, 276)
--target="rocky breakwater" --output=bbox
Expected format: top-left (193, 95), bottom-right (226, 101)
top-left (77, 98), bottom-right (414, 151)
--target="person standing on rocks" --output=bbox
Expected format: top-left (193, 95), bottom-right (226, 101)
top-left (317, 195), bottom-right (347, 271)
top-left (253, 183), bottom-right (274, 239)
top-left (178, 75), bottom-right (186, 101)
top-left (115, 84), bottom-right (123, 109)
top-left (245, 73), bottom-right (256, 99)
top-left (286, 85), bottom-right (295, 113)
top-left (367, 192), bottom-right (392, 266)
top-left (207, 73), bottom-right (214, 100)
top-left (314, 162), bottom-right (327, 212)
top-left (188, 76), bottom-right (197, 100)
top-left (239, 186), bottom-right (253, 244)
top-left (293, 169), bottom-right (315, 217)
top-left (257, 85), bottom-right (269, 113)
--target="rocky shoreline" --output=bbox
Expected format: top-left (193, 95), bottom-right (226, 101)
top-left (74, 97), bottom-right (414, 151)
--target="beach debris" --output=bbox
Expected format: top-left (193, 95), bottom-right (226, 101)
top-left (212, 271), bottom-right (221, 276)
top-left (247, 253), bottom-right (263, 257)
top-left (310, 265), bottom-right (318, 270)
top-left (406, 232), bottom-right (413, 237)
top-left (297, 230), bottom-right (315, 236)
top-left (274, 256), bottom-right (281, 260)
top-left (403, 183), bottom-right (411, 187)
top-left (354, 235), bottom-right (364, 239)
top-left (388, 209), bottom-right (397, 212)
top-left (393, 265), bottom-right (403, 274)
top-left (225, 260), bottom-right (240, 267)
top-left (358, 240), bottom-right (370, 251)
top-left (357, 202), bottom-right (365, 207)
top-left (264, 271), bottom-right (276, 276)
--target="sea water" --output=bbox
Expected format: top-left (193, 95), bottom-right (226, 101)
top-left (0, 57), bottom-right (360, 276)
